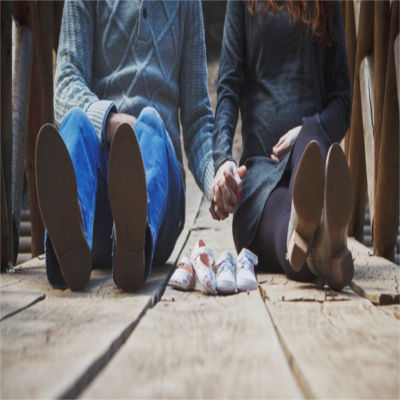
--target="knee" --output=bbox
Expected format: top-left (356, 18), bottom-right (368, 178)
top-left (59, 108), bottom-right (97, 142)
top-left (137, 106), bottom-right (165, 135)
top-left (62, 107), bottom-right (90, 126)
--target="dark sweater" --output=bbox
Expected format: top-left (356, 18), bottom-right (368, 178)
top-left (213, 0), bottom-right (351, 250)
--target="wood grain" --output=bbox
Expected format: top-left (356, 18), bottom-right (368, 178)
top-left (0, 264), bottom-right (172, 399)
top-left (81, 201), bottom-right (302, 399)
top-left (348, 238), bottom-right (400, 305)
top-left (259, 273), bottom-right (400, 399)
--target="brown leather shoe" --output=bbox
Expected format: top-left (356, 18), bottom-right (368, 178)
top-left (307, 143), bottom-right (354, 290)
top-left (108, 123), bottom-right (147, 292)
top-left (36, 124), bottom-right (91, 291)
top-left (287, 141), bottom-right (324, 272)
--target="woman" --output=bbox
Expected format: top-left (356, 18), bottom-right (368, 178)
top-left (210, 0), bottom-right (353, 290)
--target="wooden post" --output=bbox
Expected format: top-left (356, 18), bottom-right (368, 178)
top-left (11, 25), bottom-right (33, 265)
top-left (346, 1), bottom-right (374, 241)
top-left (359, 56), bottom-right (375, 229)
top-left (342, 1), bottom-right (357, 158)
top-left (1, 1), bottom-right (13, 271)
top-left (373, 2), bottom-right (399, 260)
top-left (373, 1), bottom-right (390, 197)
top-left (24, 2), bottom-right (57, 257)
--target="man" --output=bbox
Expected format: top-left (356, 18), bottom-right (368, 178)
top-left (36, 0), bottom-right (214, 291)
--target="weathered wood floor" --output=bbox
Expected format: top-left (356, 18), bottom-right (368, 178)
top-left (1, 168), bottom-right (399, 399)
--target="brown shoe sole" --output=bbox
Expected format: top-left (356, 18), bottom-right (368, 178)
top-left (108, 123), bottom-right (147, 292)
top-left (288, 141), bottom-right (324, 271)
top-left (36, 124), bottom-right (91, 291)
top-left (325, 143), bottom-right (354, 290)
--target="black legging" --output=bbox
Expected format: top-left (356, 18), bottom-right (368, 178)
top-left (251, 117), bottom-right (330, 281)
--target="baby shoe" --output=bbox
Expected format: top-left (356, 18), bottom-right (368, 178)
top-left (236, 248), bottom-right (258, 292)
top-left (168, 256), bottom-right (195, 291)
top-left (216, 251), bottom-right (236, 294)
top-left (190, 239), bottom-right (217, 294)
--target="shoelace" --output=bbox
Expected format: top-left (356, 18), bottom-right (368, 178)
top-left (238, 256), bottom-right (254, 272)
top-left (216, 259), bottom-right (235, 277)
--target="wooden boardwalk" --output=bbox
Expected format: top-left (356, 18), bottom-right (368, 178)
top-left (1, 168), bottom-right (399, 399)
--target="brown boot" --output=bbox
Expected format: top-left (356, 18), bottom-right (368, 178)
top-left (307, 143), bottom-right (354, 290)
top-left (287, 141), bottom-right (324, 272)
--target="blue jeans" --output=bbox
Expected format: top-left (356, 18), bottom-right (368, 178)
top-left (45, 107), bottom-right (185, 288)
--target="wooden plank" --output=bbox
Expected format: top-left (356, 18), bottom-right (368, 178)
top-left (0, 257), bottom-right (46, 320)
top-left (359, 55), bottom-right (375, 228)
top-left (0, 262), bottom-right (172, 399)
top-left (82, 201), bottom-right (302, 399)
top-left (348, 237), bottom-right (400, 305)
top-left (259, 273), bottom-right (354, 303)
top-left (259, 273), bottom-right (400, 399)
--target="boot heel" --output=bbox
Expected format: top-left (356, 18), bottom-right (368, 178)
top-left (58, 241), bottom-right (92, 291)
top-left (288, 231), bottom-right (308, 272)
top-left (328, 247), bottom-right (354, 291)
top-left (113, 244), bottom-right (145, 292)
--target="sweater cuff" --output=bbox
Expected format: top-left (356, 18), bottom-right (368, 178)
top-left (86, 100), bottom-right (117, 144)
top-left (201, 160), bottom-right (215, 201)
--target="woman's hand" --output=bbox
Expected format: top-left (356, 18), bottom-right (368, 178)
top-left (105, 112), bottom-right (137, 145)
top-left (271, 125), bottom-right (302, 162)
top-left (209, 160), bottom-right (247, 220)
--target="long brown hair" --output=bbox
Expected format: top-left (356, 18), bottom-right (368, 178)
top-left (247, 0), bottom-right (335, 46)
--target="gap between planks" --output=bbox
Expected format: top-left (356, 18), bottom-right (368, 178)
top-left (1, 178), bottom-right (204, 399)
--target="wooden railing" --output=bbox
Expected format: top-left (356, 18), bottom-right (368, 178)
top-left (342, 1), bottom-right (399, 261)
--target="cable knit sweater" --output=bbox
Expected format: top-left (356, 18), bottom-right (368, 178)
top-left (54, 0), bottom-right (214, 197)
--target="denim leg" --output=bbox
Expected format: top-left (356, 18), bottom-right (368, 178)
top-left (134, 107), bottom-right (185, 279)
top-left (91, 147), bottom-right (113, 270)
top-left (45, 108), bottom-right (109, 286)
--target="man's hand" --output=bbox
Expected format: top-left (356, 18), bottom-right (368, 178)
top-left (271, 125), bottom-right (302, 163)
top-left (105, 112), bottom-right (137, 145)
top-left (209, 160), bottom-right (247, 221)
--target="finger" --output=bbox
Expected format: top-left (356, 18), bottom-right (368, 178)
top-left (216, 184), bottom-right (234, 216)
top-left (274, 140), bottom-right (291, 159)
top-left (214, 185), bottom-right (226, 218)
top-left (223, 172), bottom-right (239, 203)
top-left (270, 154), bottom-right (280, 163)
top-left (209, 202), bottom-right (220, 220)
top-left (215, 204), bottom-right (229, 220)
top-left (238, 165), bottom-right (247, 179)
top-left (218, 182), bottom-right (235, 213)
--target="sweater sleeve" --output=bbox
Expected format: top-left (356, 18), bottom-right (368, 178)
top-left (54, 0), bottom-right (116, 144)
top-left (213, 0), bottom-right (246, 173)
top-left (318, 1), bottom-right (351, 143)
top-left (180, 0), bottom-right (214, 200)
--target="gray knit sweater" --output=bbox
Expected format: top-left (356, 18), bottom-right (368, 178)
top-left (54, 0), bottom-right (214, 197)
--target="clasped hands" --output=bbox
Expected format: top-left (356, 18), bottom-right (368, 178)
top-left (209, 125), bottom-right (301, 220)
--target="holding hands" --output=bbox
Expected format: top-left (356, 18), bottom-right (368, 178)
top-left (209, 160), bottom-right (247, 220)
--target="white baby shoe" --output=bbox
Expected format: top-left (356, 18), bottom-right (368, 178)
top-left (216, 251), bottom-right (236, 294)
top-left (168, 256), bottom-right (195, 291)
top-left (236, 248), bottom-right (258, 292)
top-left (190, 239), bottom-right (217, 294)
